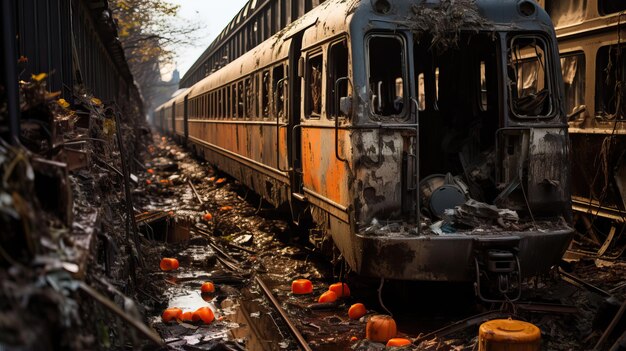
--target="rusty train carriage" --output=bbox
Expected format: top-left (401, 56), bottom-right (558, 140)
top-left (155, 0), bottom-right (576, 299)
top-left (535, 0), bottom-right (626, 247)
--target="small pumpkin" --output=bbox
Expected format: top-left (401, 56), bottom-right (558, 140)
top-left (147, 168), bottom-right (155, 174)
top-left (348, 303), bottom-right (367, 320)
top-left (350, 336), bottom-right (358, 342)
top-left (291, 279), bottom-right (313, 294)
top-left (145, 179), bottom-right (152, 185)
top-left (365, 315), bottom-right (397, 343)
top-left (386, 338), bottom-right (411, 347)
top-left (220, 206), bottom-right (233, 211)
top-left (329, 282), bottom-right (350, 298)
top-left (159, 258), bottom-right (179, 271)
top-left (318, 290), bottom-right (338, 303)
top-left (201, 281), bottom-right (215, 293)
top-left (161, 307), bottom-right (182, 322)
top-left (192, 307), bottom-right (215, 324)
top-left (203, 213), bottom-right (213, 221)
top-left (180, 311), bottom-right (194, 322)
top-left (215, 178), bottom-right (227, 185)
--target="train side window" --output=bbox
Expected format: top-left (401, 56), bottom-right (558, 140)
top-left (367, 34), bottom-right (406, 117)
top-left (245, 77), bottom-right (255, 119)
top-left (232, 84), bottom-right (237, 118)
top-left (254, 74), bottom-right (260, 119)
top-left (599, 0), bottom-right (626, 15)
top-left (479, 61), bottom-right (488, 111)
top-left (508, 36), bottom-right (554, 118)
top-left (306, 52), bottom-right (323, 118)
top-left (545, 0), bottom-right (586, 27)
top-left (596, 45), bottom-right (625, 119)
top-left (238, 81), bottom-right (244, 118)
top-left (273, 64), bottom-right (286, 119)
top-left (417, 73), bottom-right (425, 111)
top-left (560, 52), bottom-right (586, 118)
top-left (327, 39), bottom-right (349, 118)
top-left (220, 89), bottom-right (225, 118)
top-left (262, 70), bottom-right (271, 118)
top-left (219, 90), bottom-right (223, 118)
top-left (226, 86), bottom-right (232, 118)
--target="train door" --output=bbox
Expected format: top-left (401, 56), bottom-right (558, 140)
top-left (287, 30), bottom-right (307, 221)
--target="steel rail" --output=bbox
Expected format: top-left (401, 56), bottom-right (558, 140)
top-left (254, 276), bottom-right (313, 351)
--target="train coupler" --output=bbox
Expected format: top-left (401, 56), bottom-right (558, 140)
top-left (474, 249), bottom-right (522, 303)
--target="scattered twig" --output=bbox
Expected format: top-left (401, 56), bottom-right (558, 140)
top-left (79, 282), bottom-right (163, 347)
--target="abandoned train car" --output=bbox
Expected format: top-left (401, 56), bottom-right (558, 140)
top-left (536, 0), bottom-right (626, 258)
top-left (155, 0), bottom-right (574, 299)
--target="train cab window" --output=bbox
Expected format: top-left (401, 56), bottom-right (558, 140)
top-left (599, 0), bottom-right (626, 15)
top-left (262, 70), bottom-right (270, 118)
top-left (560, 52), bottom-right (586, 118)
top-left (508, 36), bottom-right (554, 118)
top-left (237, 81), bottom-right (244, 118)
top-left (327, 40), bottom-right (349, 118)
top-left (273, 65), bottom-right (286, 119)
top-left (596, 45), bottom-right (625, 119)
top-left (367, 34), bottom-right (406, 117)
top-left (306, 52), bottom-right (323, 117)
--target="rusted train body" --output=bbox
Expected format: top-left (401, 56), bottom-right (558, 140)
top-left (155, 0), bottom-right (574, 295)
top-left (536, 0), bottom-right (625, 258)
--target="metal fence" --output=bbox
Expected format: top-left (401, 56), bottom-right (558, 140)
top-left (8, 0), bottom-right (140, 106)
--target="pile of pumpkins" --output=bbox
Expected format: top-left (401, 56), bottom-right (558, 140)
top-left (292, 279), bottom-right (412, 348)
top-left (159, 258), bottom-right (218, 325)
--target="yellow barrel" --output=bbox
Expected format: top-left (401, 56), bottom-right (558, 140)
top-left (478, 319), bottom-right (541, 351)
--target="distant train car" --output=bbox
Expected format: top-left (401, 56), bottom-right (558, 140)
top-left (537, 0), bottom-right (626, 257)
top-left (157, 0), bottom-right (574, 301)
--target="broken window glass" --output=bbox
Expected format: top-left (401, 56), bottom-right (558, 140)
top-left (596, 45), bottom-right (625, 119)
top-left (306, 53), bottom-right (323, 117)
top-left (508, 36), bottom-right (554, 117)
top-left (560, 52), bottom-right (586, 118)
top-left (262, 70), bottom-right (270, 118)
top-left (245, 77), bottom-right (255, 119)
top-left (545, 0), bottom-right (586, 27)
top-left (368, 34), bottom-right (406, 117)
top-left (327, 40), bottom-right (349, 118)
top-left (237, 81), bottom-right (244, 118)
top-left (273, 64), bottom-right (286, 119)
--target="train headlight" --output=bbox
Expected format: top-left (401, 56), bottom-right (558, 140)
top-left (371, 0), bottom-right (391, 14)
top-left (517, 0), bottom-right (537, 17)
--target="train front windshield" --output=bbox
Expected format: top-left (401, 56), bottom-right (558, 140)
top-left (367, 30), bottom-right (566, 223)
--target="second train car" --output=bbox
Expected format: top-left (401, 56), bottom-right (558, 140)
top-left (156, 0), bottom-right (574, 301)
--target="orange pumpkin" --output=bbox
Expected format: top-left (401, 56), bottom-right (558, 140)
top-left (220, 206), bottom-right (233, 211)
top-left (192, 307), bottom-right (215, 324)
top-left (329, 282), bottom-right (350, 298)
top-left (161, 307), bottom-right (182, 322)
top-left (145, 179), bottom-right (152, 185)
top-left (318, 290), bottom-right (338, 303)
top-left (366, 315), bottom-right (397, 343)
top-left (201, 281), bottom-right (215, 293)
top-left (159, 258), bottom-right (179, 271)
top-left (147, 168), bottom-right (155, 174)
top-left (350, 336), bottom-right (358, 342)
top-left (203, 213), bottom-right (213, 221)
top-left (386, 338), bottom-right (411, 347)
top-left (208, 177), bottom-right (216, 182)
top-left (291, 279), bottom-right (313, 294)
top-left (215, 178), bottom-right (227, 185)
top-left (348, 303), bottom-right (367, 320)
top-left (180, 311), bottom-right (194, 322)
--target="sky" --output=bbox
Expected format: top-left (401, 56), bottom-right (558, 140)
top-left (162, 0), bottom-right (249, 80)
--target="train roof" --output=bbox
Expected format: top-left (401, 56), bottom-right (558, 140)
top-left (182, 0), bottom-right (553, 100)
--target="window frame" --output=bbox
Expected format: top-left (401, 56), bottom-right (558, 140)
top-left (365, 32), bottom-right (409, 119)
top-left (327, 38), bottom-right (350, 119)
top-left (305, 49), bottom-right (324, 119)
